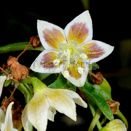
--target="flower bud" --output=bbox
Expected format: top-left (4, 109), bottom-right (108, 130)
top-left (101, 119), bottom-right (127, 131)
top-left (107, 100), bottom-right (120, 114)
top-left (89, 72), bottom-right (104, 84)
top-left (29, 36), bottom-right (40, 48)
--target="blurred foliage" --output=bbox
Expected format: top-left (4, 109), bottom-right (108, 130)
top-left (81, 0), bottom-right (89, 9)
top-left (117, 39), bottom-right (131, 89)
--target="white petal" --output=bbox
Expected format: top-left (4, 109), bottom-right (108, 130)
top-left (48, 107), bottom-right (56, 122)
top-left (62, 63), bottom-right (89, 87)
top-left (1, 102), bottom-right (17, 131)
top-left (22, 106), bottom-right (32, 131)
top-left (0, 75), bottom-right (6, 97)
top-left (37, 20), bottom-right (66, 50)
top-left (47, 89), bottom-right (76, 121)
top-left (62, 89), bottom-right (87, 108)
top-left (65, 10), bottom-right (93, 44)
top-left (27, 92), bottom-right (49, 131)
top-left (83, 40), bottom-right (114, 63)
top-left (30, 50), bottom-right (63, 73)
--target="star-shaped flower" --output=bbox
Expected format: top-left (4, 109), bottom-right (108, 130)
top-left (22, 86), bottom-right (87, 131)
top-left (30, 11), bottom-right (114, 87)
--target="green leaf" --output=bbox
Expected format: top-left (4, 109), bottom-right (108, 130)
top-left (48, 75), bottom-right (76, 91)
top-left (30, 72), bottom-right (50, 81)
top-left (4, 79), bottom-right (12, 87)
top-left (0, 42), bottom-right (43, 54)
top-left (93, 79), bottom-right (112, 100)
top-left (81, 0), bottom-right (89, 9)
top-left (18, 83), bottom-right (33, 103)
top-left (81, 82), bottom-right (114, 120)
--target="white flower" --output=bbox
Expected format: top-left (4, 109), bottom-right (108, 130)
top-left (0, 102), bottom-right (18, 131)
top-left (22, 87), bottom-right (87, 131)
top-left (30, 10), bottom-right (114, 87)
top-left (0, 75), bottom-right (6, 97)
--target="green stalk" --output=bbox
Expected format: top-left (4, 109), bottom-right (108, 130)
top-left (23, 76), bottom-right (47, 92)
top-left (18, 83), bottom-right (32, 103)
top-left (88, 109), bottom-right (101, 131)
top-left (0, 42), bottom-right (43, 54)
top-left (100, 117), bottom-right (107, 126)
top-left (117, 110), bottom-right (128, 128)
top-left (89, 104), bottom-right (102, 130)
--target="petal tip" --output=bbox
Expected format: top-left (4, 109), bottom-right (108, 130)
top-left (83, 10), bottom-right (90, 15)
top-left (111, 45), bottom-right (114, 52)
top-left (37, 19), bottom-right (43, 25)
top-left (82, 102), bottom-right (88, 108)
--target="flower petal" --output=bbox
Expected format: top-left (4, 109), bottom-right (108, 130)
top-left (37, 20), bottom-right (66, 49)
top-left (62, 89), bottom-right (87, 108)
top-left (62, 62), bottom-right (89, 87)
top-left (27, 92), bottom-right (49, 131)
top-left (82, 40), bottom-right (114, 63)
top-left (48, 107), bottom-right (56, 122)
top-left (30, 50), bottom-right (63, 73)
top-left (1, 102), bottom-right (17, 131)
top-left (46, 88), bottom-right (76, 121)
top-left (0, 76), bottom-right (6, 97)
top-left (0, 108), bottom-right (5, 125)
top-left (22, 106), bottom-right (32, 131)
top-left (65, 11), bottom-right (92, 45)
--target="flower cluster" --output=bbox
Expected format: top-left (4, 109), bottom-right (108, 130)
top-left (0, 10), bottom-right (127, 131)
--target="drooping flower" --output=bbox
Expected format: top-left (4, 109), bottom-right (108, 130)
top-left (0, 102), bottom-right (18, 131)
top-left (30, 11), bottom-right (114, 87)
top-left (0, 75), bottom-right (6, 97)
top-left (22, 84), bottom-right (87, 131)
top-left (100, 119), bottom-right (127, 131)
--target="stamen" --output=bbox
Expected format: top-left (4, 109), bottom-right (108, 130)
top-left (78, 67), bottom-right (84, 74)
top-left (80, 53), bottom-right (87, 60)
top-left (53, 59), bottom-right (60, 66)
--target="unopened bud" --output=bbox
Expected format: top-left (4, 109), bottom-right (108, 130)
top-left (107, 100), bottom-right (120, 114)
top-left (100, 119), bottom-right (127, 131)
top-left (89, 72), bottom-right (103, 84)
top-left (29, 36), bottom-right (40, 48)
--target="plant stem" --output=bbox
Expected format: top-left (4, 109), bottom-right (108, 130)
top-left (100, 117), bottom-right (107, 126)
top-left (0, 42), bottom-right (43, 54)
top-left (18, 83), bottom-right (32, 103)
top-left (117, 110), bottom-right (128, 128)
top-left (88, 109), bottom-right (101, 131)
top-left (89, 104), bottom-right (102, 130)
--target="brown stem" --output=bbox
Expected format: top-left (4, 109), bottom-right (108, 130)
top-left (0, 67), bottom-right (9, 76)
top-left (16, 43), bottom-right (30, 60)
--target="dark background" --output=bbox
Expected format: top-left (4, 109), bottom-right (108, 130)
top-left (0, 0), bottom-right (131, 130)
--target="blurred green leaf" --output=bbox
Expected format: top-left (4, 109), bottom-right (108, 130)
top-left (81, 82), bottom-right (113, 120)
top-left (81, 0), bottom-right (89, 9)
top-left (0, 42), bottom-right (43, 54)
